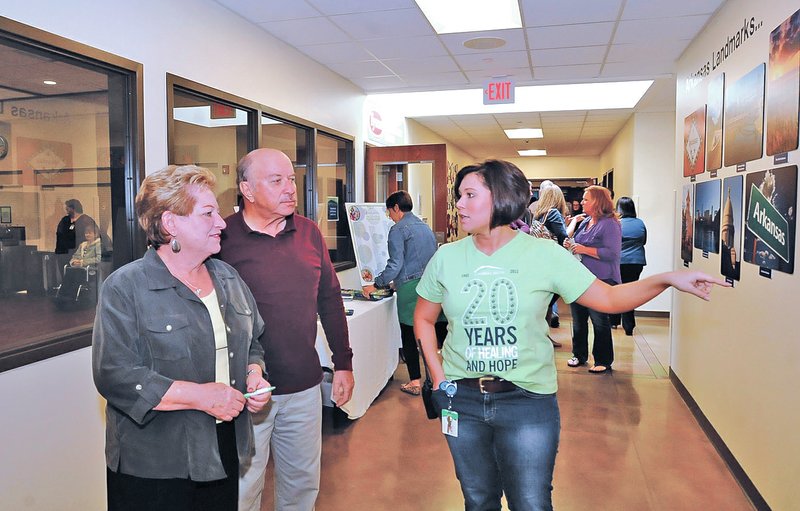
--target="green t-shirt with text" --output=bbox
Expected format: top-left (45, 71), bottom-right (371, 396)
top-left (417, 232), bottom-right (595, 394)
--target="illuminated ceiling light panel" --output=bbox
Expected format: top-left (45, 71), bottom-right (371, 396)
top-left (369, 81), bottom-right (653, 117)
top-left (415, 0), bottom-right (521, 34)
top-left (43, 80), bottom-right (57, 85)
top-left (518, 149), bottom-right (547, 157)
top-left (505, 128), bottom-right (543, 139)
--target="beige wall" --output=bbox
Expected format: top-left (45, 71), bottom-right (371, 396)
top-left (674, 1), bottom-right (799, 509)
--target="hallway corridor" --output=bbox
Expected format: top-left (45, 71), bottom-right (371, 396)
top-left (261, 317), bottom-right (754, 511)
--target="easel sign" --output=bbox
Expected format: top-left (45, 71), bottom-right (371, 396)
top-left (345, 203), bottom-right (394, 286)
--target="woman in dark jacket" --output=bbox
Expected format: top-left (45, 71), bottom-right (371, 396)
top-left (610, 197), bottom-right (647, 335)
top-left (93, 165), bottom-right (271, 511)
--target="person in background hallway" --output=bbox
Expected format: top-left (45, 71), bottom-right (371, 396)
top-left (565, 186), bottom-right (620, 374)
top-left (55, 199), bottom-right (99, 271)
top-left (414, 160), bottom-right (728, 511)
top-left (93, 165), bottom-right (270, 511)
top-left (610, 196), bottom-right (647, 335)
top-left (69, 223), bottom-right (102, 267)
top-left (568, 198), bottom-right (583, 221)
top-left (527, 179), bottom-right (554, 216)
top-left (362, 190), bottom-right (446, 396)
top-left (219, 148), bottom-right (354, 511)
top-left (532, 184), bottom-right (570, 333)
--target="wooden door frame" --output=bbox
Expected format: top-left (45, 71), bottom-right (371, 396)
top-left (365, 144), bottom-right (447, 235)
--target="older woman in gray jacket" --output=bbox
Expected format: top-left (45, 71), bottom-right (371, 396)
top-left (93, 165), bottom-right (270, 511)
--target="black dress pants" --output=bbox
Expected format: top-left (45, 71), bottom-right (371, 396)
top-left (400, 321), bottom-right (447, 380)
top-left (106, 421), bottom-right (238, 511)
top-left (610, 264), bottom-right (644, 334)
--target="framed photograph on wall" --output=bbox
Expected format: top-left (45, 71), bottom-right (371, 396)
top-left (720, 175), bottom-right (743, 281)
top-left (724, 64), bottom-right (766, 167)
top-left (743, 165), bottom-right (797, 274)
top-left (694, 179), bottom-right (721, 254)
top-left (706, 74), bottom-right (724, 171)
top-left (683, 106), bottom-right (706, 177)
top-left (766, 8), bottom-right (800, 156)
top-left (680, 183), bottom-right (694, 263)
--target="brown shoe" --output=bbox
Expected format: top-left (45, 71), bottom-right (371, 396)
top-left (400, 382), bottom-right (421, 396)
top-left (548, 335), bottom-right (562, 348)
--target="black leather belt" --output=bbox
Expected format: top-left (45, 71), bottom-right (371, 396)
top-left (456, 377), bottom-right (517, 394)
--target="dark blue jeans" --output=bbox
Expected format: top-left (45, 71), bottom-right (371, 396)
top-left (570, 301), bottom-right (614, 367)
top-left (433, 385), bottom-right (560, 511)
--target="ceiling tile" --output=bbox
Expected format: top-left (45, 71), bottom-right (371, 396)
top-left (532, 46), bottom-right (607, 67)
top-left (307, 0), bottom-right (416, 16)
top-left (520, 0), bottom-right (623, 26)
top-left (217, 0), bottom-right (319, 22)
top-left (259, 18), bottom-right (350, 46)
top-left (614, 15), bottom-right (708, 44)
top-left (600, 60), bottom-right (675, 79)
top-left (607, 40), bottom-right (689, 62)
top-left (533, 64), bottom-right (602, 80)
top-left (361, 36), bottom-right (448, 59)
top-left (463, 67), bottom-right (533, 84)
top-left (327, 60), bottom-right (394, 78)
top-left (332, 9), bottom-right (433, 39)
top-left (527, 22), bottom-right (616, 49)
top-left (454, 51), bottom-right (531, 71)
top-left (401, 72), bottom-right (470, 88)
top-left (621, 0), bottom-right (725, 19)
top-left (439, 29), bottom-right (528, 55)
top-left (383, 55), bottom-right (461, 75)
top-left (298, 42), bottom-right (373, 64)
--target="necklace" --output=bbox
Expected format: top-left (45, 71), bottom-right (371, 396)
top-left (176, 272), bottom-right (204, 296)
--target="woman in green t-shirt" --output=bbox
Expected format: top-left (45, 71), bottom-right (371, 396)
top-left (414, 160), bottom-right (727, 510)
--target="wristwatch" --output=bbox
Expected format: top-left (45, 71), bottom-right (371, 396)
top-left (438, 380), bottom-right (457, 398)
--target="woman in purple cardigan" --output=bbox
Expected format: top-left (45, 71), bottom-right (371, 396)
top-left (565, 186), bottom-right (621, 373)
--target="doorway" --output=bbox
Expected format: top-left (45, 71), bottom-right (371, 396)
top-left (365, 144), bottom-right (447, 242)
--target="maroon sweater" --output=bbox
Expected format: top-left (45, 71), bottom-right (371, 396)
top-left (219, 212), bottom-right (352, 395)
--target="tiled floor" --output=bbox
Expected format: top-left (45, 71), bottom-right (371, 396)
top-left (259, 315), bottom-right (755, 510)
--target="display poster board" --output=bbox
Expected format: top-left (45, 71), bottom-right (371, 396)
top-left (345, 203), bottom-right (394, 285)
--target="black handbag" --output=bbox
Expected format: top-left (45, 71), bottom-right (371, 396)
top-left (418, 340), bottom-right (438, 420)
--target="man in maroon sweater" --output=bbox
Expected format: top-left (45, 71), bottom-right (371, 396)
top-left (218, 148), bottom-right (354, 511)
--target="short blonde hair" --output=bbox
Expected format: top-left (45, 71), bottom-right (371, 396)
top-left (135, 165), bottom-right (216, 248)
top-left (533, 185), bottom-right (568, 219)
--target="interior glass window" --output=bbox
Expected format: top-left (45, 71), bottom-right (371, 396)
top-left (0, 36), bottom-right (138, 363)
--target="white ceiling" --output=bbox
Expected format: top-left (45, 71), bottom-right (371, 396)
top-left (216, 0), bottom-right (725, 159)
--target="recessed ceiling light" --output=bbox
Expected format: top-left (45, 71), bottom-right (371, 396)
top-left (43, 80), bottom-right (57, 85)
top-left (463, 37), bottom-right (506, 50)
top-left (505, 128), bottom-right (543, 139)
top-left (415, 0), bottom-right (521, 34)
top-left (518, 149), bottom-right (547, 157)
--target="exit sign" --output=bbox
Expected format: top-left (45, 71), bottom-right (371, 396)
top-left (483, 79), bottom-right (515, 105)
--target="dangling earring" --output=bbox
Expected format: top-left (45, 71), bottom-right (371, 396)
top-left (170, 237), bottom-right (181, 253)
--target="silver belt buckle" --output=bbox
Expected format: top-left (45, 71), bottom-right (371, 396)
top-left (478, 376), bottom-right (494, 394)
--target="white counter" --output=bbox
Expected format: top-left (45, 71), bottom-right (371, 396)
top-left (315, 296), bottom-right (401, 419)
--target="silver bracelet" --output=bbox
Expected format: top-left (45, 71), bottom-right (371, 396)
top-left (246, 368), bottom-right (260, 376)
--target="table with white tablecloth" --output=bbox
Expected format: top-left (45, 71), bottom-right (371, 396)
top-left (315, 295), bottom-right (401, 419)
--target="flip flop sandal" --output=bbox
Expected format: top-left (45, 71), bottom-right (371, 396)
top-left (400, 382), bottom-right (421, 396)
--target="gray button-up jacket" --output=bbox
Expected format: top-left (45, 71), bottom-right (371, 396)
top-left (92, 248), bottom-right (265, 481)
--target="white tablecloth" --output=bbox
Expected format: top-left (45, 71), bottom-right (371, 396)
top-left (315, 296), bottom-right (401, 419)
